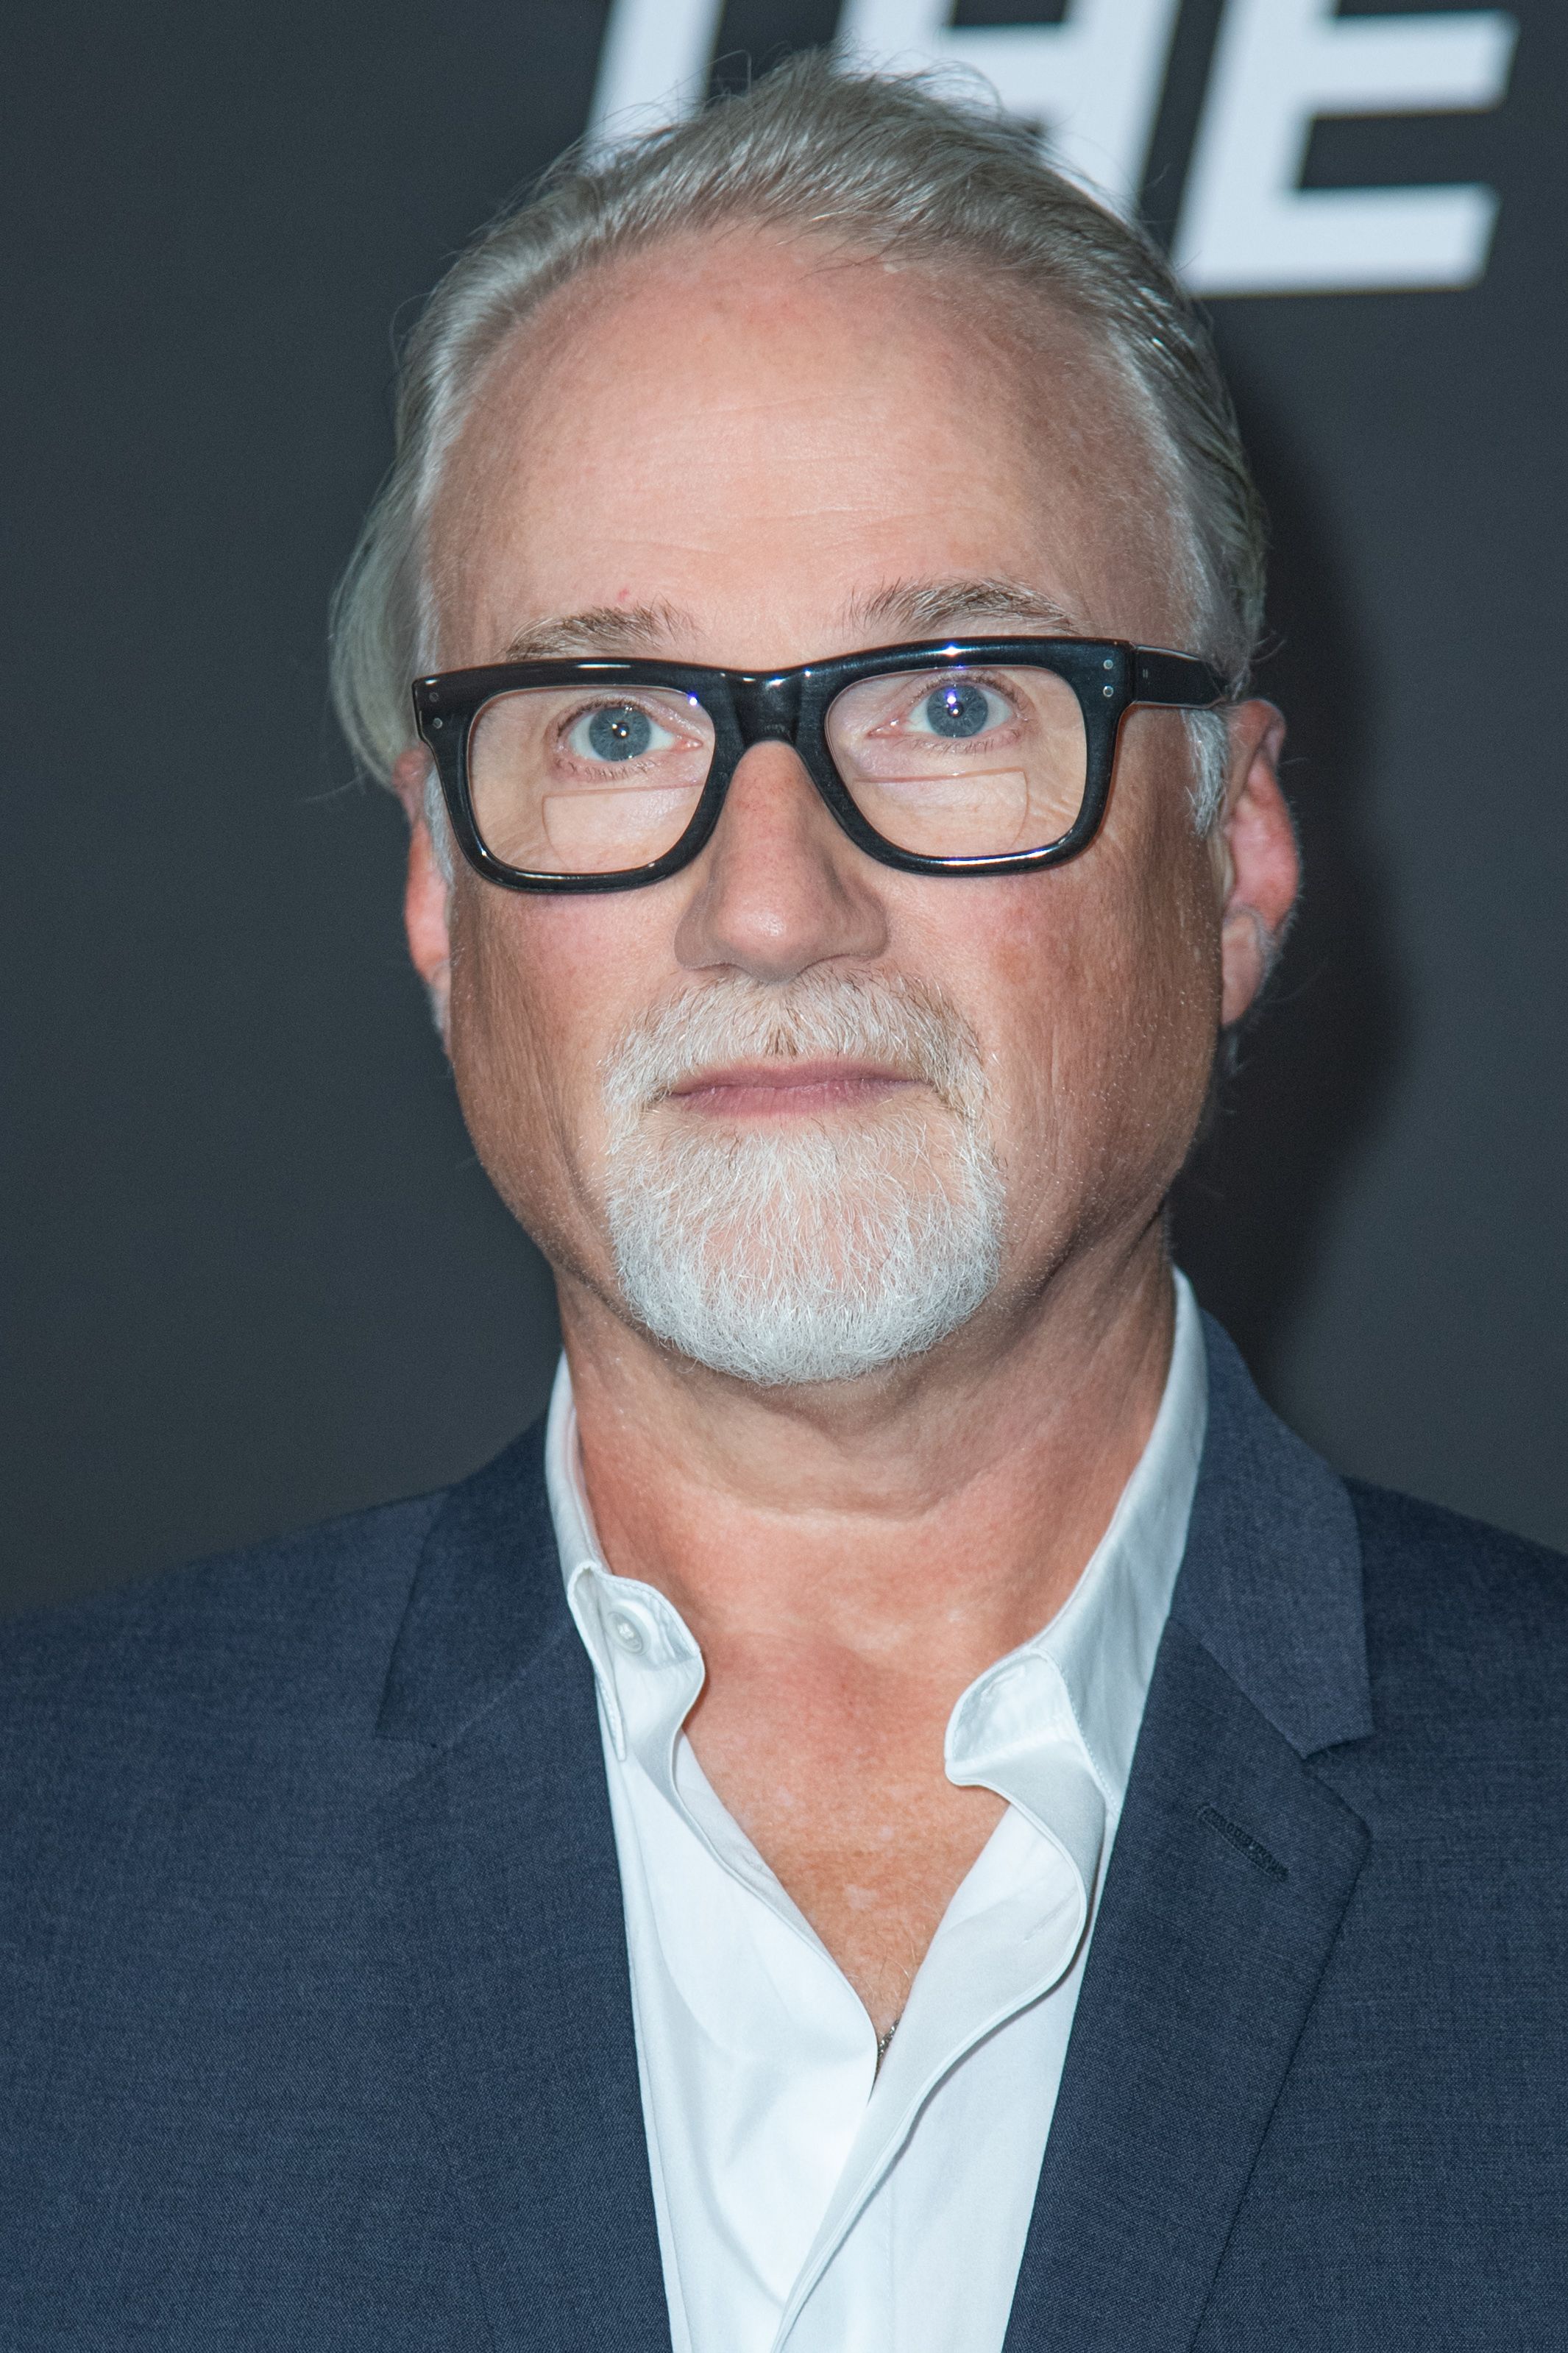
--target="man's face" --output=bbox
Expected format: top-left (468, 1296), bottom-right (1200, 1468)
top-left (408, 230), bottom-right (1289, 1376)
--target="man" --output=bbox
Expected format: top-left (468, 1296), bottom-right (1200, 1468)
top-left (3, 55), bottom-right (1564, 2352)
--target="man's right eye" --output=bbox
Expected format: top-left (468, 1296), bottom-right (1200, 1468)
top-left (565, 702), bottom-right (678, 764)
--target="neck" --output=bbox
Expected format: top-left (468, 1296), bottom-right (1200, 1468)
top-left (558, 1222), bottom-right (1177, 1692)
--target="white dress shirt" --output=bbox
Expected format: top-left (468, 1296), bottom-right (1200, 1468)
top-left (546, 1273), bottom-right (1207, 2353)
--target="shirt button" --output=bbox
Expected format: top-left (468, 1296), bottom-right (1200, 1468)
top-left (609, 1610), bottom-right (645, 1655)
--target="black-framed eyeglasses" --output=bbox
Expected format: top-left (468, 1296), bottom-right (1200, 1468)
top-left (412, 636), bottom-right (1227, 894)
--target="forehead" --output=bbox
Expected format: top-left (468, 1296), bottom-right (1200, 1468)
top-left (428, 228), bottom-right (1183, 667)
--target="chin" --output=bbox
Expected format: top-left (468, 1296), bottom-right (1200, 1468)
top-left (603, 1101), bottom-right (1006, 1387)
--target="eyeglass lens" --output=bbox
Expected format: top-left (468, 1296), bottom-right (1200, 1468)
top-left (824, 665), bottom-right (1087, 859)
top-left (465, 664), bottom-right (1089, 875)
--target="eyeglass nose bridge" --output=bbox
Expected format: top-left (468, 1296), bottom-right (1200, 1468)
top-left (729, 670), bottom-right (806, 748)
top-left (706, 670), bottom-right (837, 834)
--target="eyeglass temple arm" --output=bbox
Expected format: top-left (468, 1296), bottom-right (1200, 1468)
top-left (1132, 648), bottom-right (1228, 707)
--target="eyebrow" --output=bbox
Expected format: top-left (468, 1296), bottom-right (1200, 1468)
top-left (495, 601), bottom-right (695, 660)
top-left (492, 576), bottom-right (1085, 666)
top-left (844, 576), bottom-right (1085, 641)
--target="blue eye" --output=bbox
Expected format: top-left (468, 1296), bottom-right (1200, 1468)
top-left (568, 702), bottom-right (673, 762)
top-left (913, 679), bottom-right (1007, 740)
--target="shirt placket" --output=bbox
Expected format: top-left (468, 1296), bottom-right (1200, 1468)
top-left (772, 1654), bottom-right (1107, 2351)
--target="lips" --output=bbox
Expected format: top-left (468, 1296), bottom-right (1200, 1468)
top-left (664, 1058), bottom-right (918, 1117)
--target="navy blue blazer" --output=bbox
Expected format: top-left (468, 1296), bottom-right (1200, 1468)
top-left (3, 1319), bottom-right (1565, 2349)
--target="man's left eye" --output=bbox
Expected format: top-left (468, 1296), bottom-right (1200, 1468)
top-left (906, 678), bottom-right (1012, 740)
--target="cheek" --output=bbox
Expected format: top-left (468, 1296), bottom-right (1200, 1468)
top-left (948, 809), bottom-right (1221, 1208)
top-left (444, 889), bottom-right (625, 1246)
top-left (1071, 810), bottom-right (1222, 1175)
top-left (447, 907), bottom-right (548, 1220)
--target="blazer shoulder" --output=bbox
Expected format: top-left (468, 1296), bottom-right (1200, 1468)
top-left (1347, 1475), bottom-right (1568, 1713)
top-left (0, 1485), bottom-right (450, 1736)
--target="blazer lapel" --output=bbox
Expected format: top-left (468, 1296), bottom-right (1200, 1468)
top-left (1004, 1321), bottom-right (1374, 2353)
top-left (372, 1431), bottom-right (670, 2353)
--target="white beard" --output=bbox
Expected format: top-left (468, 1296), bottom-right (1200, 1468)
top-left (600, 972), bottom-right (1004, 1387)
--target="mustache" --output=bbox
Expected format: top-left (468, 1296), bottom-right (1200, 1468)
top-left (600, 971), bottom-right (988, 1122)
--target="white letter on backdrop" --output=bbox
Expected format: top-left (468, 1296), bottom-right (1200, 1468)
top-left (1177, 0), bottom-right (1516, 296)
top-left (837, 0), bottom-right (1184, 210)
top-left (589, 0), bottom-right (727, 138)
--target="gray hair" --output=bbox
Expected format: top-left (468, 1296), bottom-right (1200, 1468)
top-left (329, 52), bottom-right (1264, 834)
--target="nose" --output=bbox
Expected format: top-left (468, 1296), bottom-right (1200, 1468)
top-left (672, 739), bottom-right (890, 983)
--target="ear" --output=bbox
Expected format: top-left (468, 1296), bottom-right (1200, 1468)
top-left (1213, 700), bottom-right (1298, 1029)
top-left (391, 746), bottom-right (453, 1048)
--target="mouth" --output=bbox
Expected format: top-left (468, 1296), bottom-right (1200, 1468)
top-left (663, 1058), bottom-right (922, 1120)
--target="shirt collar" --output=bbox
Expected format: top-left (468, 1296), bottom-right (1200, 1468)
top-left (545, 1271), bottom-right (1207, 1822)
top-left (545, 1401), bottom-right (684, 1772)
top-left (971, 1268), bottom-right (1209, 1810)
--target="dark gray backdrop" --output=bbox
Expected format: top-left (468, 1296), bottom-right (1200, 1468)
top-left (4, 0), bottom-right (1564, 1615)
